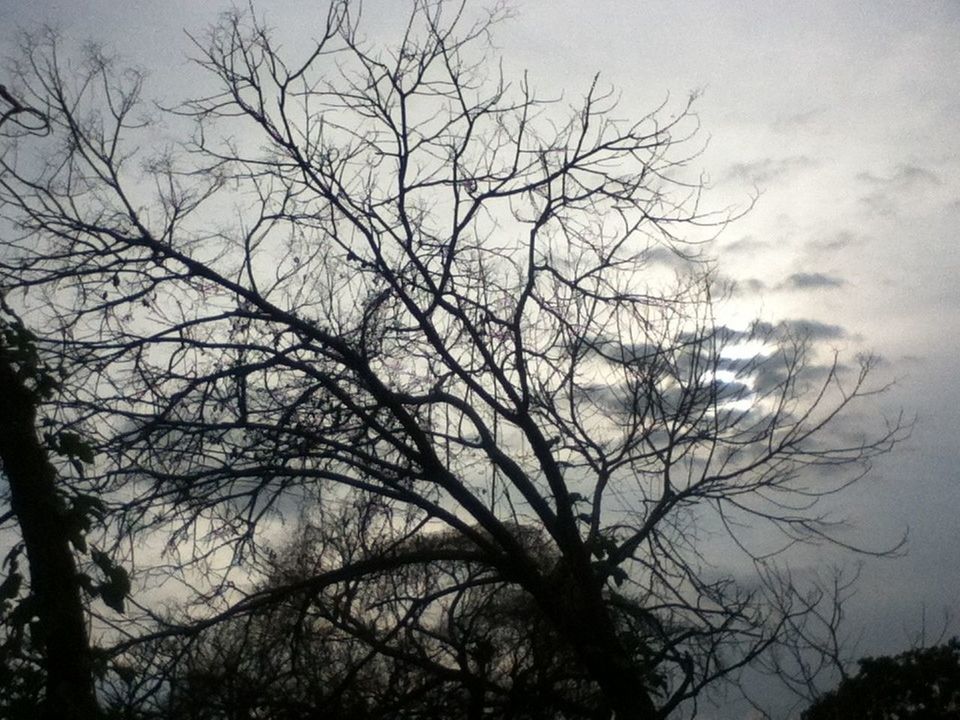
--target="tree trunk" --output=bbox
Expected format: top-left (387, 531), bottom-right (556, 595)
top-left (540, 560), bottom-right (660, 720)
top-left (0, 357), bottom-right (100, 720)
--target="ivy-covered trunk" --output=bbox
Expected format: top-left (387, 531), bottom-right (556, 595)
top-left (0, 337), bottom-right (100, 720)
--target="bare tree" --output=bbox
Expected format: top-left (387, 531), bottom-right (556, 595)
top-left (0, 3), bottom-right (905, 718)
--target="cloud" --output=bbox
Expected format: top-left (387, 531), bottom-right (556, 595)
top-left (777, 272), bottom-right (846, 291)
top-left (722, 277), bottom-right (768, 297)
top-left (860, 191), bottom-right (895, 215)
top-left (721, 235), bottom-right (768, 254)
top-left (712, 319), bottom-right (848, 351)
top-left (771, 107), bottom-right (827, 133)
top-left (751, 358), bottom-right (851, 396)
top-left (724, 155), bottom-right (818, 187)
top-left (857, 164), bottom-right (942, 188)
top-left (753, 319), bottom-right (847, 341)
top-left (739, 277), bottom-right (768, 293)
top-left (898, 354), bottom-right (925, 366)
top-left (782, 319), bottom-right (847, 340)
top-left (807, 230), bottom-right (865, 252)
top-left (643, 244), bottom-right (704, 269)
top-left (857, 163), bottom-right (943, 215)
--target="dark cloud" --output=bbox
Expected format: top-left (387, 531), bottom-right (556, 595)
top-left (752, 357), bottom-right (852, 395)
top-left (857, 164), bottom-right (943, 215)
top-left (724, 277), bottom-right (767, 297)
top-left (782, 319), bottom-right (847, 340)
top-left (713, 319), bottom-right (848, 349)
top-left (753, 319), bottom-right (847, 341)
top-left (643, 244), bottom-right (704, 269)
top-left (721, 235), bottom-right (768, 254)
top-left (771, 107), bottom-right (827, 133)
top-left (857, 163), bottom-right (942, 188)
top-left (859, 191), bottom-right (895, 215)
top-left (807, 230), bottom-right (864, 252)
top-left (724, 155), bottom-right (818, 187)
top-left (896, 354), bottom-right (925, 366)
top-left (719, 347), bottom-right (855, 401)
top-left (777, 272), bottom-right (846, 291)
top-left (705, 273), bottom-right (767, 299)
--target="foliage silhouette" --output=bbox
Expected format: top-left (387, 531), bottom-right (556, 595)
top-left (112, 518), bottom-right (631, 719)
top-left (803, 638), bottom-right (960, 720)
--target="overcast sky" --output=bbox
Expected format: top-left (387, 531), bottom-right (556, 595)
top-left (1, 1), bottom-right (958, 717)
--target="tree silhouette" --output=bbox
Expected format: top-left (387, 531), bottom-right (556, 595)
top-left (803, 638), bottom-right (960, 719)
top-left (111, 517), bottom-right (622, 720)
top-left (0, 3), bottom-right (905, 718)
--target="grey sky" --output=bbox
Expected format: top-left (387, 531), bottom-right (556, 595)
top-left (2, 1), bottom-right (958, 717)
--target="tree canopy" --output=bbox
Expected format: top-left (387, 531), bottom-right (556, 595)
top-left (803, 639), bottom-right (960, 720)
